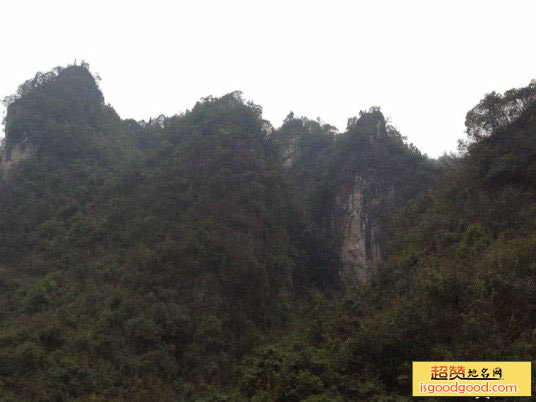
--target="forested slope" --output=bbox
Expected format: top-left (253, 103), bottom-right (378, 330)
top-left (0, 64), bottom-right (534, 401)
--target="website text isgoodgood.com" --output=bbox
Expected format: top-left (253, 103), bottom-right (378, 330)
top-left (419, 381), bottom-right (518, 395)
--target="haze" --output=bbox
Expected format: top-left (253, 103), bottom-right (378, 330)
top-left (1, 0), bottom-right (535, 157)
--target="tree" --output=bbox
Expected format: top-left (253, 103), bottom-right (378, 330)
top-left (465, 80), bottom-right (536, 141)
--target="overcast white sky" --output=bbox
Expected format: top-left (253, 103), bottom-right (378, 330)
top-left (1, 0), bottom-right (535, 157)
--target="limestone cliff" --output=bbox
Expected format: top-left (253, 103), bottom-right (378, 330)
top-left (1, 137), bottom-right (35, 175)
top-left (275, 109), bottom-right (429, 287)
top-left (333, 176), bottom-right (380, 285)
top-left (281, 135), bottom-right (299, 168)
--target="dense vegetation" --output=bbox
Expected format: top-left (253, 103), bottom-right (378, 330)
top-left (0, 64), bottom-right (534, 401)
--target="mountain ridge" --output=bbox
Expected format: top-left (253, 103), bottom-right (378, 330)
top-left (0, 63), bottom-right (534, 400)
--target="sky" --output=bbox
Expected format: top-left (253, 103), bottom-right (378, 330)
top-left (1, 0), bottom-right (535, 157)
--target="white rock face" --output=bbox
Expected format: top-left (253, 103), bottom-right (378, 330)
top-left (281, 136), bottom-right (298, 168)
top-left (1, 138), bottom-right (34, 175)
top-left (335, 176), bottom-right (381, 286)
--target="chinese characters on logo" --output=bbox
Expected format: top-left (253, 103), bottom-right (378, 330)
top-left (431, 365), bottom-right (502, 381)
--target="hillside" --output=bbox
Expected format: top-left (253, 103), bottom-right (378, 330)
top-left (0, 64), bottom-right (534, 401)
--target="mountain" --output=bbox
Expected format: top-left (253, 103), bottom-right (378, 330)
top-left (274, 109), bottom-right (437, 286)
top-left (0, 64), bottom-right (534, 400)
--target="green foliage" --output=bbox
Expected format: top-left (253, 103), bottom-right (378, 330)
top-left (465, 80), bottom-right (536, 142)
top-left (0, 64), bottom-right (535, 400)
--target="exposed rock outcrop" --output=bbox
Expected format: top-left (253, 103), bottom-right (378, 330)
top-left (275, 110), bottom-right (402, 287)
top-left (1, 137), bottom-right (34, 175)
top-left (332, 175), bottom-right (385, 286)
top-left (281, 135), bottom-right (299, 168)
